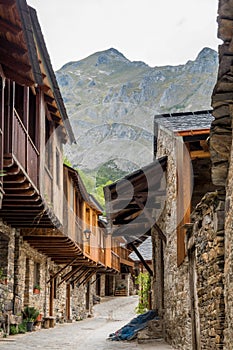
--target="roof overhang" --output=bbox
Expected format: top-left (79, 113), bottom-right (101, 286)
top-left (104, 156), bottom-right (167, 245)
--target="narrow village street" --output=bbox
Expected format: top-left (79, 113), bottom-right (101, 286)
top-left (0, 296), bottom-right (173, 350)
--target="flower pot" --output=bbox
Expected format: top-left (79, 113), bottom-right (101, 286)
top-left (33, 288), bottom-right (40, 294)
top-left (26, 321), bottom-right (34, 332)
top-left (36, 313), bottom-right (43, 322)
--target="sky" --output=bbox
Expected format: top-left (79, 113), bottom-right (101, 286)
top-left (27, 0), bottom-right (221, 71)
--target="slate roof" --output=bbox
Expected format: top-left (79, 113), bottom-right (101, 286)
top-left (129, 236), bottom-right (152, 261)
top-left (154, 110), bottom-right (213, 132)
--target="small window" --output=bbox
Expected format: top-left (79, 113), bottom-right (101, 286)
top-left (34, 262), bottom-right (40, 287)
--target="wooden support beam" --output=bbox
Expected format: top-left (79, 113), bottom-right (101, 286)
top-left (190, 150), bottom-right (210, 159)
top-left (0, 38), bottom-right (27, 56)
top-left (79, 270), bottom-right (97, 286)
top-left (128, 242), bottom-right (153, 276)
top-left (0, 16), bottom-right (22, 35)
top-left (47, 256), bottom-right (81, 283)
top-left (72, 269), bottom-right (89, 284)
top-left (134, 196), bottom-right (167, 244)
top-left (0, 0), bottom-right (15, 5)
top-left (2, 66), bottom-right (34, 86)
top-left (0, 50), bottom-right (31, 72)
top-left (58, 266), bottom-right (83, 286)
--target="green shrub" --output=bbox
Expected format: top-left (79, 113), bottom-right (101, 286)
top-left (23, 306), bottom-right (39, 322)
top-left (18, 322), bottom-right (27, 334)
top-left (10, 325), bottom-right (18, 335)
top-left (135, 272), bottom-right (151, 314)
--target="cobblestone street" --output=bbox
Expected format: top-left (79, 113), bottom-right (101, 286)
top-left (0, 296), bottom-right (174, 350)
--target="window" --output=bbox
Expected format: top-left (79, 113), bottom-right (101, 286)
top-left (34, 262), bottom-right (40, 287)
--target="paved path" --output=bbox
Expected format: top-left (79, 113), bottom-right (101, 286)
top-left (0, 296), bottom-right (174, 350)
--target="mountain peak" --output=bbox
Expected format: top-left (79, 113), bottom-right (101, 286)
top-left (94, 47), bottom-right (129, 66)
top-left (196, 47), bottom-right (218, 61)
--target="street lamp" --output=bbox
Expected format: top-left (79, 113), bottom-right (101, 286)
top-left (83, 229), bottom-right (91, 240)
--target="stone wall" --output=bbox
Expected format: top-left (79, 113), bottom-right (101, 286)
top-left (187, 193), bottom-right (225, 349)
top-left (211, 1), bottom-right (233, 349)
top-left (210, 0), bottom-right (233, 188)
top-left (224, 116), bottom-right (233, 348)
top-left (115, 273), bottom-right (132, 296)
top-left (155, 127), bottom-right (192, 350)
top-left (0, 220), bottom-right (16, 313)
top-left (0, 220), bottom-right (98, 328)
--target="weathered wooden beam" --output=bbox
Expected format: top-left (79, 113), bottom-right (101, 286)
top-left (1, 66), bottom-right (34, 86)
top-left (0, 50), bottom-right (31, 72)
top-left (72, 269), bottom-right (89, 284)
top-left (190, 150), bottom-right (210, 159)
top-left (79, 270), bottom-right (97, 286)
top-left (58, 266), bottom-right (83, 286)
top-left (128, 242), bottom-right (153, 276)
top-left (0, 16), bottom-right (22, 35)
top-left (47, 256), bottom-right (81, 283)
top-left (0, 37), bottom-right (27, 56)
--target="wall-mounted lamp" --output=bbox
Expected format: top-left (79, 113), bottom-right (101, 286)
top-left (83, 229), bottom-right (91, 240)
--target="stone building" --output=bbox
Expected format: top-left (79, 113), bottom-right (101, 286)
top-left (153, 110), bottom-right (217, 349)
top-left (208, 0), bottom-right (233, 348)
top-left (0, 0), bottom-right (133, 334)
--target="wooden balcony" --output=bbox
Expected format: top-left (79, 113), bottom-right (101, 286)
top-left (118, 246), bottom-right (135, 268)
top-left (5, 109), bottom-right (39, 188)
top-left (98, 246), bottom-right (105, 265)
top-left (0, 109), bottom-right (60, 228)
top-left (111, 251), bottom-right (120, 272)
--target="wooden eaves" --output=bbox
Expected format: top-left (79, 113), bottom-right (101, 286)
top-left (104, 156), bottom-right (167, 245)
top-left (0, 0), bottom-right (43, 86)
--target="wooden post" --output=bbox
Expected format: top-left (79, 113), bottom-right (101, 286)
top-left (49, 278), bottom-right (54, 316)
top-left (66, 283), bottom-right (71, 321)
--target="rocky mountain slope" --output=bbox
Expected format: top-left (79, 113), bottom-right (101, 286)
top-left (56, 47), bottom-right (218, 183)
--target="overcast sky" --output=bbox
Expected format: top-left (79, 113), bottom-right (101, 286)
top-left (28, 0), bottom-right (220, 71)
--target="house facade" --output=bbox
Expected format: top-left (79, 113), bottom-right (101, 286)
top-left (154, 111), bottom-right (218, 349)
top-left (0, 0), bottom-right (133, 334)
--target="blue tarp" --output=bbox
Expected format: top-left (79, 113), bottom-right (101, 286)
top-left (108, 310), bottom-right (159, 341)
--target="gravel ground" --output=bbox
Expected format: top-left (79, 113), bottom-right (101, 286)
top-left (0, 296), bottom-right (174, 350)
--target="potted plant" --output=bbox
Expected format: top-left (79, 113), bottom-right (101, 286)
top-left (23, 306), bottom-right (39, 332)
top-left (33, 284), bottom-right (41, 294)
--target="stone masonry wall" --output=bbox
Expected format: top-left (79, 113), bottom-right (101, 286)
top-left (0, 223), bottom-right (96, 324)
top-left (224, 124), bottom-right (233, 349)
top-left (210, 0), bottom-right (233, 187)
top-left (188, 193), bottom-right (225, 349)
top-left (211, 1), bottom-right (233, 348)
top-left (0, 220), bottom-right (16, 313)
top-left (155, 127), bottom-right (192, 350)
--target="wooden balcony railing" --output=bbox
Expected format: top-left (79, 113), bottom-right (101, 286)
top-left (111, 251), bottom-right (120, 271)
top-left (64, 203), bottom-right (84, 249)
top-left (98, 246), bottom-right (105, 265)
top-left (11, 109), bottom-right (39, 187)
